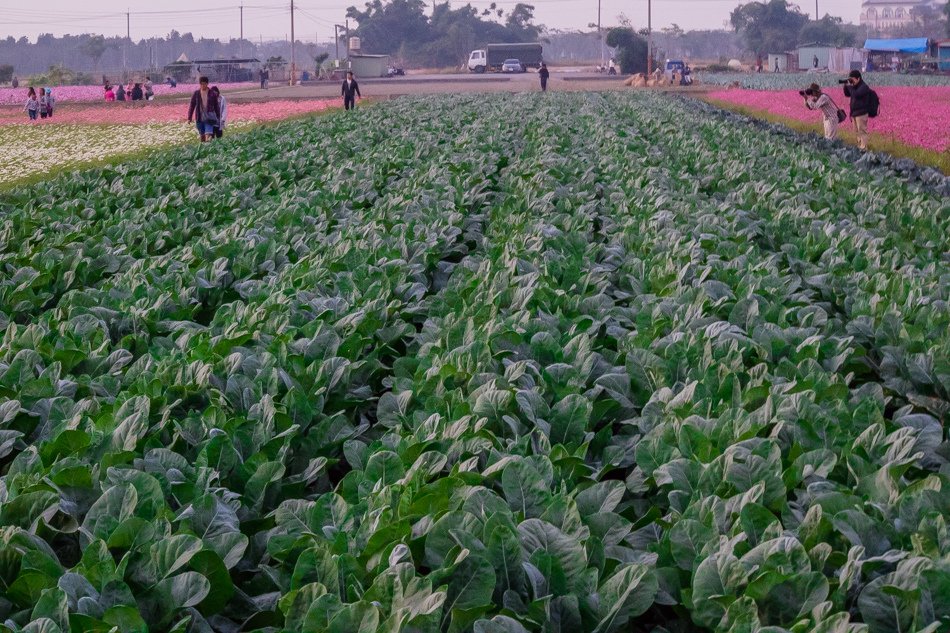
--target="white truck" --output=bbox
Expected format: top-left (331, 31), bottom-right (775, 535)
top-left (468, 43), bottom-right (543, 73)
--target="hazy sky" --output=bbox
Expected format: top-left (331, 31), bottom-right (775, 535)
top-left (1, 0), bottom-right (861, 42)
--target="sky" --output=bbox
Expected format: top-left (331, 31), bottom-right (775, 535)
top-left (0, 0), bottom-right (862, 42)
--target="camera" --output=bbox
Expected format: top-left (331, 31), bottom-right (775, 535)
top-left (799, 88), bottom-right (815, 97)
top-left (837, 79), bottom-right (849, 84)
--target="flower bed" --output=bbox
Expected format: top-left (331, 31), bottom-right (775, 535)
top-left (0, 82), bottom-right (256, 105)
top-left (0, 99), bottom-right (338, 126)
top-left (706, 85), bottom-right (950, 152)
top-left (697, 71), bottom-right (950, 90)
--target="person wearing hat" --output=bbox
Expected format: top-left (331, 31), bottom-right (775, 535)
top-left (843, 70), bottom-right (872, 150)
top-left (802, 83), bottom-right (842, 141)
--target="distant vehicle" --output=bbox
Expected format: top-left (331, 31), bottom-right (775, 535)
top-left (468, 43), bottom-right (543, 73)
top-left (501, 59), bottom-right (526, 73)
top-left (664, 59), bottom-right (685, 82)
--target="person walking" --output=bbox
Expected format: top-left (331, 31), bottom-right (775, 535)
top-left (187, 76), bottom-right (221, 143)
top-left (341, 71), bottom-right (361, 111)
top-left (813, 54), bottom-right (819, 69)
top-left (24, 88), bottom-right (38, 121)
top-left (11, 76), bottom-right (18, 89)
top-left (538, 62), bottom-right (550, 92)
top-left (38, 89), bottom-right (50, 119)
top-left (843, 70), bottom-right (873, 150)
top-left (45, 88), bottom-right (55, 118)
top-left (210, 86), bottom-right (228, 139)
top-left (802, 83), bottom-right (842, 141)
top-left (259, 68), bottom-right (266, 90)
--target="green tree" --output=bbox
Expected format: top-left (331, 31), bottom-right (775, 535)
top-left (346, 0), bottom-right (431, 57)
top-left (730, 0), bottom-right (808, 55)
top-left (79, 35), bottom-right (109, 71)
top-left (605, 27), bottom-right (649, 74)
top-left (0, 64), bottom-right (13, 83)
top-left (798, 15), bottom-right (855, 46)
top-left (505, 4), bottom-right (541, 41)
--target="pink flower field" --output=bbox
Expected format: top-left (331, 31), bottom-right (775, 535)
top-left (0, 82), bottom-right (255, 106)
top-left (707, 86), bottom-right (950, 153)
top-left (0, 99), bottom-right (338, 126)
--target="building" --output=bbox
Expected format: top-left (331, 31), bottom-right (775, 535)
top-left (859, 0), bottom-right (941, 32)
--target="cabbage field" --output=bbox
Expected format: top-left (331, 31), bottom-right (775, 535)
top-left (0, 92), bottom-right (948, 633)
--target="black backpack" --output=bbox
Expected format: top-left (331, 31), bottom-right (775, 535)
top-left (867, 89), bottom-right (880, 118)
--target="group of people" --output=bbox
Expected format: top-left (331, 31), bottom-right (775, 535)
top-left (802, 70), bottom-right (876, 150)
top-left (23, 87), bottom-right (55, 120)
top-left (187, 76), bottom-right (230, 142)
top-left (103, 76), bottom-right (155, 103)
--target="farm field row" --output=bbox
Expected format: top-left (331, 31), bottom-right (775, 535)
top-left (0, 92), bottom-right (947, 633)
top-left (706, 86), bottom-right (950, 154)
top-left (0, 100), bottom-right (337, 188)
top-left (696, 71), bottom-right (950, 90)
top-left (0, 83), bottom-right (257, 106)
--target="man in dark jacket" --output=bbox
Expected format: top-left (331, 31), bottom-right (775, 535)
top-left (341, 71), bottom-right (361, 111)
top-left (843, 70), bottom-right (871, 150)
top-left (538, 62), bottom-right (550, 92)
top-left (187, 76), bottom-right (222, 142)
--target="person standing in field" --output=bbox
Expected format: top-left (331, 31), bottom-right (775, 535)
top-left (341, 71), bottom-right (361, 111)
top-left (11, 76), bottom-right (18, 88)
top-left (210, 86), bottom-right (228, 139)
top-left (144, 76), bottom-right (154, 100)
top-left (538, 62), bottom-right (550, 92)
top-left (38, 89), bottom-right (50, 119)
top-left (843, 70), bottom-right (873, 150)
top-left (802, 83), bottom-right (841, 140)
top-left (187, 76), bottom-right (221, 143)
top-left (24, 87), bottom-right (38, 121)
top-left (45, 88), bottom-right (55, 118)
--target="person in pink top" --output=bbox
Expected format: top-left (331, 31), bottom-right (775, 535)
top-left (104, 85), bottom-right (116, 102)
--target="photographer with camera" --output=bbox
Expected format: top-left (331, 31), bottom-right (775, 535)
top-left (841, 70), bottom-right (878, 150)
top-left (801, 83), bottom-right (845, 141)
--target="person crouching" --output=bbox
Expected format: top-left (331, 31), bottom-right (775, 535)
top-left (801, 83), bottom-right (843, 141)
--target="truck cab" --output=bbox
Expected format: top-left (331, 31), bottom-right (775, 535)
top-left (468, 50), bottom-right (487, 73)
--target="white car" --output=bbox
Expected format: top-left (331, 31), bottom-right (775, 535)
top-left (501, 59), bottom-right (525, 73)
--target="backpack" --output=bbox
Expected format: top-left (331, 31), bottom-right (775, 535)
top-left (867, 89), bottom-right (880, 118)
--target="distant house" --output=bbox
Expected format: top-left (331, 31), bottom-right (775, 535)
top-left (859, 0), bottom-right (941, 32)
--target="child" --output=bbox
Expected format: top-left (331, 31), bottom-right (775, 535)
top-left (105, 85), bottom-right (116, 101)
top-left (24, 88), bottom-right (38, 121)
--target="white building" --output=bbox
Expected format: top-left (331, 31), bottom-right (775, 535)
top-left (859, 0), bottom-right (939, 31)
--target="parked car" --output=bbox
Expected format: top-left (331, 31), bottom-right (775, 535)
top-left (501, 59), bottom-right (528, 73)
top-left (501, 59), bottom-right (526, 73)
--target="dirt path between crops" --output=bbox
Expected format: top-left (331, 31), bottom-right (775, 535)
top-left (192, 73), bottom-right (714, 103)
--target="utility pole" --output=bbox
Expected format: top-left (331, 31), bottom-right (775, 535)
top-left (346, 19), bottom-right (350, 58)
top-left (646, 0), bottom-right (652, 78)
top-left (815, 0), bottom-right (819, 19)
top-left (240, 4), bottom-right (244, 56)
top-left (290, 0), bottom-right (296, 86)
top-left (124, 11), bottom-right (130, 74)
top-left (598, 0), bottom-right (603, 68)
top-left (334, 25), bottom-right (340, 60)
